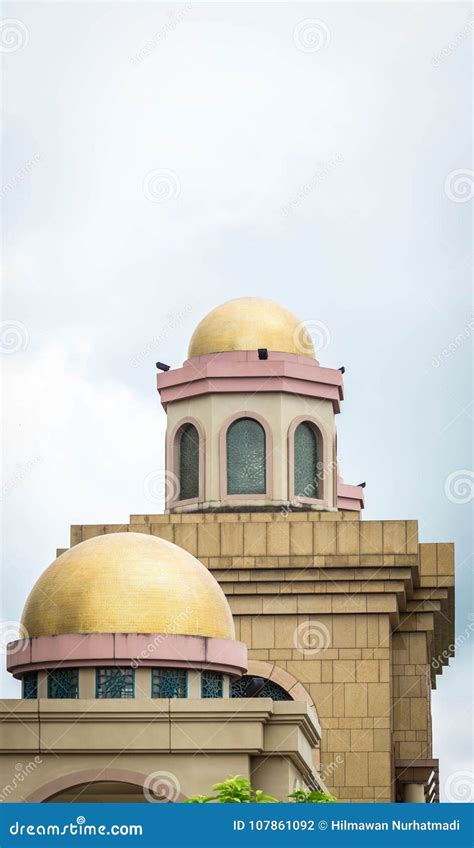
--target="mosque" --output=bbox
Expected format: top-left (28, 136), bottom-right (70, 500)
top-left (1, 298), bottom-right (455, 803)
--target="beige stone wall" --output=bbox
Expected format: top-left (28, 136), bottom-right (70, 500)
top-left (65, 513), bottom-right (454, 803)
top-left (393, 630), bottom-right (432, 761)
top-left (0, 699), bottom-right (319, 803)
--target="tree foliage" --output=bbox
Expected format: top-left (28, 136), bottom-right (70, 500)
top-left (186, 776), bottom-right (336, 804)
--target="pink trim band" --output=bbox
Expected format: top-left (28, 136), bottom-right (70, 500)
top-left (337, 482), bottom-right (365, 511)
top-left (157, 351), bottom-right (344, 413)
top-left (7, 633), bottom-right (248, 678)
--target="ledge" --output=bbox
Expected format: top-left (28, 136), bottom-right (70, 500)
top-left (7, 633), bottom-right (248, 679)
top-left (157, 350), bottom-right (344, 413)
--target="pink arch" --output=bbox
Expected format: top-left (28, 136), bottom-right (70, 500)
top-left (247, 659), bottom-right (320, 727)
top-left (287, 414), bottom-right (333, 506)
top-left (25, 767), bottom-right (187, 803)
top-left (219, 411), bottom-right (273, 501)
top-left (167, 416), bottom-right (206, 508)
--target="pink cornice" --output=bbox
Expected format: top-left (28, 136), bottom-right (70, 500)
top-left (7, 633), bottom-right (248, 678)
top-left (337, 482), bottom-right (365, 511)
top-left (157, 351), bottom-right (344, 413)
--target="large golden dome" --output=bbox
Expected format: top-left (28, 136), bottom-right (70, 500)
top-left (21, 532), bottom-right (234, 640)
top-left (187, 297), bottom-right (315, 359)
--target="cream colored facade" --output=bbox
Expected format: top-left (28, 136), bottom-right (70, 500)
top-left (166, 392), bottom-right (337, 512)
top-left (0, 699), bottom-right (319, 803)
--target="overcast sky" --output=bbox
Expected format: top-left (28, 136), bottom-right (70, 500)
top-left (1, 1), bottom-right (472, 801)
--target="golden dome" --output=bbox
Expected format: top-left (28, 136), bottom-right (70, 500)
top-left (187, 297), bottom-right (315, 359)
top-left (21, 532), bottom-right (235, 640)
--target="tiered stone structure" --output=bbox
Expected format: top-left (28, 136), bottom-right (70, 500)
top-left (63, 511), bottom-right (454, 802)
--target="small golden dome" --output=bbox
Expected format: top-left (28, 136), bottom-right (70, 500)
top-left (187, 297), bottom-right (315, 359)
top-left (21, 533), bottom-right (235, 640)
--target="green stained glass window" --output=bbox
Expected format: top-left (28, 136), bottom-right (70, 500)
top-left (47, 668), bottom-right (79, 699)
top-left (152, 668), bottom-right (187, 698)
top-left (294, 422), bottom-right (320, 499)
top-left (22, 672), bottom-right (38, 699)
top-left (96, 668), bottom-right (134, 699)
top-left (226, 418), bottom-right (266, 495)
top-left (179, 423), bottom-right (200, 500)
top-left (230, 675), bottom-right (291, 701)
top-left (201, 671), bottom-right (223, 698)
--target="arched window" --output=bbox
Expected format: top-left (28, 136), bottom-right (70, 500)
top-left (294, 421), bottom-right (320, 499)
top-left (226, 417), bottom-right (266, 495)
top-left (230, 675), bottom-right (292, 701)
top-left (177, 423), bottom-right (200, 501)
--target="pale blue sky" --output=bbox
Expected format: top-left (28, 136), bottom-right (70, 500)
top-left (1, 1), bottom-right (472, 801)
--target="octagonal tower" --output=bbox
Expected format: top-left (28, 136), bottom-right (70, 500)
top-left (157, 297), bottom-right (364, 514)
